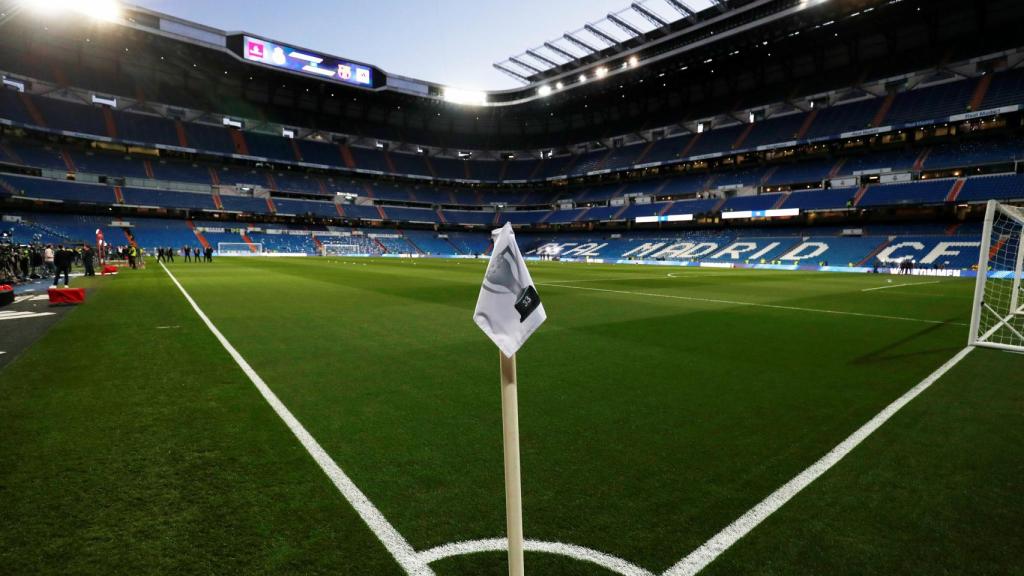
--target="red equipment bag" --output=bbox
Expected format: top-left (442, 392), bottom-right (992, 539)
top-left (48, 287), bottom-right (86, 305)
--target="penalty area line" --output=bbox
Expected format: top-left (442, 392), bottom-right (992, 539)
top-left (544, 283), bottom-right (965, 327)
top-left (663, 345), bottom-right (975, 576)
top-left (862, 280), bottom-right (942, 292)
top-left (158, 263), bottom-right (434, 576)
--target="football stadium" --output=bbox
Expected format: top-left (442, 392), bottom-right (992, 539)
top-left (1, 0), bottom-right (1023, 574)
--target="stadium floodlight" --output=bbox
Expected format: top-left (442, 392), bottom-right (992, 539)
top-left (595, 66), bottom-right (609, 79)
top-left (628, 55), bottom-right (640, 67)
top-left (555, 81), bottom-right (564, 90)
top-left (20, 0), bottom-right (121, 21)
top-left (578, 74), bottom-right (587, 83)
top-left (537, 85), bottom-right (553, 97)
top-left (443, 87), bottom-right (487, 106)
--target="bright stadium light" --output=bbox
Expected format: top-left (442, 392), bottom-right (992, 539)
top-left (595, 66), bottom-right (609, 79)
top-left (21, 0), bottom-right (121, 21)
top-left (537, 85), bottom-right (552, 97)
top-left (628, 55), bottom-right (639, 67)
top-left (442, 87), bottom-right (487, 106)
top-left (578, 74), bottom-right (587, 83)
top-left (555, 81), bottom-right (564, 90)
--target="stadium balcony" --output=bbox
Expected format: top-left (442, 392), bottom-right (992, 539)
top-left (121, 187), bottom-right (216, 211)
top-left (923, 138), bottom-right (1024, 171)
top-left (720, 193), bottom-right (787, 213)
top-left (856, 179), bottom-right (957, 208)
top-left (388, 151), bottom-right (433, 179)
top-left (245, 132), bottom-right (297, 163)
top-left (402, 230), bottom-right (456, 256)
top-left (956, 173), bottom-right (1024, 203)
top-left (218, 194), bottom-right (273, 215)
top-left (741, 112), bottom-right (808, 149)
top-left (781, 188), bottom-right (858, 212)
top-left (685, 123), bottom-right (746, 158)
top-left (380, 206), bottom-right (440, 224)
top-left (804, 98), bottom-right (879, 140)
top-left (837, 148), bottom-right (921, 176)
top-left (273, 198), bottom-right (340, 219)
top-left (503, 158), bottom-right (541, 181)
top-left (497, 210), bottom-right (551, 226)
top-left (349, 146), bottom-right (392, 173)
top-left (295, 139), bottom-right (345, 168)
top-left (981, 69), bottom-right (1024, 109)
top-left (112, 110), bottom-right (179, 148)
top-left (763, 159), bottom-right (834, 186)
top-left (442, 209), bottom-right (496, 226)
top-left (0, 173), bottom-right (116, 204)
top-left (182, 123), bottom-right (235, 156)
top-left (884, 80), bottom-right (976, 126)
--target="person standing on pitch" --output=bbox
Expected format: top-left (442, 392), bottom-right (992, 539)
top-left (205, 246), bottom-right (213, 263)
top-left (82, 244), bottom-right (95, 277)
top-left (52, 244), bottom-right (71, 287)
top-left (183, 245), bottom-right (191, 263)
top-left (43, 244), bottom-right (55, 278)
top-left (166, 246), bottom-right (175, 263)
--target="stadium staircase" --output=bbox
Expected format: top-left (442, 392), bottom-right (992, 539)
top-left (102, 107), bottom-right (118, 139)
top-left (733, 123), bottom-right (755, 149)
top-left (634, 140), bottom-right (656, 165)
top-left (614, 203), bottom-right (632, 219)
top-left (240, 231), bottom-right (258, 252)
top-left (211, 191), bottom-right (223, 210)
top-left (711, 197), bottom-right (728, 213)
top-left (383, 151), bottom-right (397, 174)
top-left (913, 148), bottom-right (932, 171)
top-left (229, 129), bottom-right (250, 155)
top-left (989, 236), bottom-right (1008, 260)
top-left (871, 92), bottom-right (896, 127)
top-left (857, 238), bottom-right (892, 267)
top-left (265, 172), bottom-right (278, 190)
top-left (265, 197), bottom-right (277, 214)
top-left (1, 143), bottom-right (23, 165)
top-left (852, 184), bottom-right (869, 206)
top-left (290, 139), bottom-right (303, 162)
top-left (795, 109), bottom-right (818, 139)
top-left (403, 235), bottom-right (426, 255)
top-left (18, 93), bottom-right (47, 128)
top-left (679, 133), bottom-right (702, 158)
top-left (498, 160), bottom-right (509, 182)
top-left (311, 234), bottom-right (323, 253)
top-left (317, 178), bottom-right (329, 195)
top-left (208, 167), bottom-right (220, 185)
top-left (0, 177), bottom-right (19, 197)
top-left (444, 238), bottom-right (464, 255)
top-left (969, 74), bottom-right (993, 111)
top-left (436, 209), bottom-right (447, 224)
top-left (760, 166), bottom-right (779, 186)
top-left (573, 207), bottom-right (591, 223)
top-left (361, 182), bottom-right (374, 198)
top-left (113, 186), bottom-right (125, 204)
top-left (334, 202), bottom-right (345, 218)
top-left (463, 160), bottom-right (473, 180)
top-left (828, 158), bottom-right (847, 178)
top-left (186, 220), bottom-right (210, 250)
top-left (423, 155), bottom-right (438, 178)
top-left (339, 144), bottom-right (356, 169)
top-left (771, 192), bottom-right (791, 209)
top-left (945, 223), bottom-right (963, 236)
top-left (657, 202), bottom-right (674, 216)
top-left (143, 159), bottom-right (155, 179)
top-left (946, 178), bottom-right (966, 202)
top-left (372, 237), bottom-right (388, 254)
top-left (122, 228), bottom-right (137, 248)
top-left (174, 120), bottom-right (189, 147)
top-left (528, 159), bottom-right (544, 180)
top-left (60, 149), bottom-right (76, 173)
top-left (376, 205), bottom-right (387, 219)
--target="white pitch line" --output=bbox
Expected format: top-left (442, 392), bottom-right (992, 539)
top-left (159, 263), bottom-right (434, 576)
top-left (417, 538), bottom-right (653, 576)
top-left (537, 273), bottom-right (735, 286)
top-left (861, 280), bottom-right (942, 292)
top-left (663, 346), bottom-right (975, 576)
top-left (544, 283), bottom-right (966, 327)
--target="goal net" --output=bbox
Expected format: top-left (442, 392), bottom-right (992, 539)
top-left (218, 242), bottom-right (261, 255)
top-left (970, 200), bottom-right (1024, 352)
top-left (321, 243), bottom-right (368, 257)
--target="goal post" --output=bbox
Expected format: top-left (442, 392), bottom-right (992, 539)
top-left (969, 200), bottom-right (1024, 352)
top-left (321, 243), bottom-right (368, 257)
top-left (217, 242), bottom-right (261, 255)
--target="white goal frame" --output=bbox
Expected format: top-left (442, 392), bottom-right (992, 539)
top-left (969, 199), bottom-right (1024, 352)
top-left (218, 242), bottom-right (262, 255)
top-left (321, 243), bottom-right (368, 257)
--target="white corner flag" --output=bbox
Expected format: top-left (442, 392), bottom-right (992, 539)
top-left (473, 222), bottom-right (546, 576)
top-left (474, 223), bottom-right (546, 357)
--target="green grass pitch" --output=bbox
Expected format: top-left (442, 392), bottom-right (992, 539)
top-left (1, 257), bottom-right (1022, 575)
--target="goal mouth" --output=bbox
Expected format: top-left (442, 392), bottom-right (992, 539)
top-left (970, 200), bottom-right (1024, 352)
top-left (217, 242), bottom-right (262, 255)
top-left (321, 243), bottom-right (370, 257)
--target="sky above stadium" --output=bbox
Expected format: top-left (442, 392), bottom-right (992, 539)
top-left (128, 0), bottom-right (709, 90)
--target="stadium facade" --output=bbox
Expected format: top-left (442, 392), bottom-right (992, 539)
top-left (1, 0), bottom-right (1023, 272)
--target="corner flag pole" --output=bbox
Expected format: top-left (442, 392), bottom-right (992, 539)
top-left (500, 351), bottom-right (525, 576)
top-left (473, 222), bottom-right (546, 576)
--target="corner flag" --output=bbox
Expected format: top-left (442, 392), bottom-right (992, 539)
top-left (474, 223), bottom-right (546, 357)
top-left (473, 222), bottom-right (546, 576)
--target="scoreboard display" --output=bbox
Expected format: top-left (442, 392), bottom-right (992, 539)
top-left (236, 35), bottom-right (374, 88)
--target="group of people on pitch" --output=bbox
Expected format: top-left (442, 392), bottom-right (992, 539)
top-left (156, 246), bottom-right (213, 263)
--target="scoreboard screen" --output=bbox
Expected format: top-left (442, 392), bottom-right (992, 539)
top-left (241, 36), bottom-right (373, 87)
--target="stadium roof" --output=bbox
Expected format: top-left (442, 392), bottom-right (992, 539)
top-left (1, 0), bottom-right (1022, 149)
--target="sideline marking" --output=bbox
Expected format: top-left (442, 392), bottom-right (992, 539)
top-left (862, 280), bottom-right (942, 292)
top-left (418, 538), bottom-right (653, 576)
top-left (538, 273), bottom-right (734, 286)
top-left (663, 345), bottom-right (974, 575)
top-left (0, 311), bottom-right (56, 321)
top-left (544, 283), bottom-right (966, 326)
top-left (159, 263), bottom-right (434, 576)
